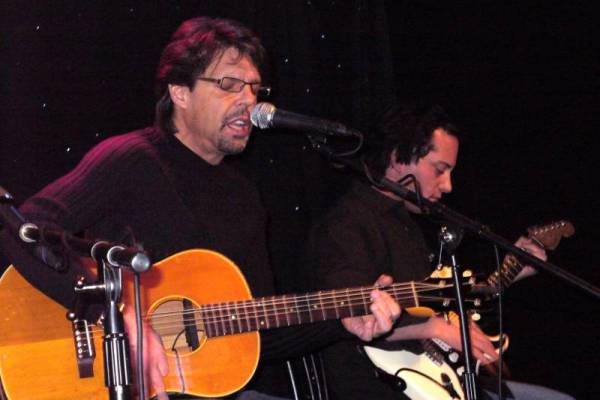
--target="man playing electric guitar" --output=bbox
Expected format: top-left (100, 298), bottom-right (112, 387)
top-left (0, 17), bottom-right (401, 400)
top-left (306, 103), bottom-right (574, 399)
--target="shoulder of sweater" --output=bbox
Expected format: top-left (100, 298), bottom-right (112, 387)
top-left (309, 185), bottom-right (390, 240)
top-left (328, 186), bottom-right (378, 220)
top-left (93, 127), bottom-right (158, 154)
top-left (81, 127), bottom-right (161, 166)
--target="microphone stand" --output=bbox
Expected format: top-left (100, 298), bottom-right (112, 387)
top-left (439, 226), bottom-right (479, 399)
top-left (375, 177), bottom-right (600, 299)
top-left (93, 247), bottom-right (132, 400)
top-left (0, 187), bottom-right (151, 399)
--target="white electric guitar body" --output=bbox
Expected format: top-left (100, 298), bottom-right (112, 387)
top-left (364, 338), bottom-right (465, 400)
top-left (364, 221), bottom-right (574, 400)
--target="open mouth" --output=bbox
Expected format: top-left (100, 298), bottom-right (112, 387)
top-left (223, 115), bottom-right (251, 136)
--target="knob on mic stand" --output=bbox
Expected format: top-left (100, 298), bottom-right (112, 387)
top-left (439, 224), bottom-right (464, 253)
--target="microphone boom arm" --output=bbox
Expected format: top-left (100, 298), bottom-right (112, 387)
top-left (376, 177), bottom-right (600, 299)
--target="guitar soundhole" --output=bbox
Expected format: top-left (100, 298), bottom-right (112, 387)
top-left (149, 298), bottom-right (206, 355)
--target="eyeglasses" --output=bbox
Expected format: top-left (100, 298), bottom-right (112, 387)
top-left (196, 76), bottom-right (271, 96)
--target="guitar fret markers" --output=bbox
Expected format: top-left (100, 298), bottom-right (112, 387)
top-left (200, 282), bottom-right (446, 338)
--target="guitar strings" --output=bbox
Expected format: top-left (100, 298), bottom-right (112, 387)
top-left (148, 282), bottom-right (441, 322)
top-left (153, 295), bottom-right (466, 335)
top-left (85, 284), bottom-right (449, 334)
top-left (153, 281), bottom-right (452, 319)
top-left (154, 281), bottom-right (442, 313)
top-left (82, 294), bottom-right (450, 337)
top-left (80, 283), bottom-right (459, 336)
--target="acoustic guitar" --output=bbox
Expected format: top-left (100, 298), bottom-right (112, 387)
top-left (0, 249), bottom-right (468, 399)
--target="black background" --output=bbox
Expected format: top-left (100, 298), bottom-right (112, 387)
top-left (1, 1), bottom-right (599, 398)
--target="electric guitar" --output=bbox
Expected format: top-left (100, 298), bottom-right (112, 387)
top-left (363, 220), bottom-right (575, 400)
top-left (0, 249), bottom-right (471, 400)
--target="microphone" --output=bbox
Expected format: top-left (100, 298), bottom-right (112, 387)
top-left (0, 187), bottom-right (27, 235)
top-left (0, 186), bottom-right (64, 270)
top-left (250, 102), bottom-right (360, 137)
top-left (91, 242), bottom-right (151, 273)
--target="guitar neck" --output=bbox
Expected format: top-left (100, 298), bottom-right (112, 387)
top-left (486, 253), bottom-right (523, 291)
top-left (200, 283), bottom-right (422, 338)
top-left (485, 220), bottom-right (574, 291)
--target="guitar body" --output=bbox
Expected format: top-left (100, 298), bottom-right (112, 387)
top-left (0, 263), bottom-right (105, 399)
top-left (0, 249), bottom-right (260, 399)
top-left (363, 345), bottom-right (464, 400)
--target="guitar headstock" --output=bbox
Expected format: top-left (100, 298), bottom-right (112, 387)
top-left (527, 220), bottom-right (575, 250)
top-left (419, 266), bottom-right (483, 313)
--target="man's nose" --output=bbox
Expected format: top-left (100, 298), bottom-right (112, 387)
top-left (239, 83), bottom-right (257, 105)
top-left (440, 173), bottom-right (453, 193)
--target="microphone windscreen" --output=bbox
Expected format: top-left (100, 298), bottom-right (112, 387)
top-left (250, 102), bottom-right (276, 129)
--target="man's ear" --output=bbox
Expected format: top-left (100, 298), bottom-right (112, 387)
top-left (386, 149), bottom-right (411, 182)
top-left (168, 84), bottom-right (189, 109)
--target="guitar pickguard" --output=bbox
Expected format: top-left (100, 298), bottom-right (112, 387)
top-left (364, 345), bottom-right (464, 400)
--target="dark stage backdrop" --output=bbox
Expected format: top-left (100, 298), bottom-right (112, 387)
top-left (1, 1), bottom-right (598, 398)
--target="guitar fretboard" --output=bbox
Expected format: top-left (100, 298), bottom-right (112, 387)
top-left (199, 283), bottom-right (428, 338)
top-left (487, 254), bottom-right (522, 290)
top-left (486, 220), bottom-right (573, 291)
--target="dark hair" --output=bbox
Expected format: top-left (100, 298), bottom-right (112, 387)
top-left (363, 103), bottom-right (461, 179)
top-left (154, 17), bottom-right (266, 134)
